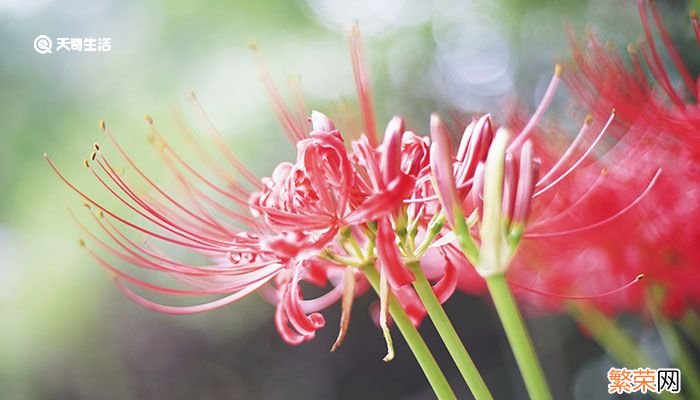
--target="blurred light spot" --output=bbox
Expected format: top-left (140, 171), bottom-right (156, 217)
top-left (431, 10), bottom-right (513, 110)
top-left (305, 0), bottom-right (434, 36)
top-left (0, 0), bottom-right (54, 17)
top-left (0, 226), bottom-right (19, 301)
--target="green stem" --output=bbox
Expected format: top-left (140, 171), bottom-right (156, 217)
top-left (362, 267), bottom-right (457, 400)
top-left (409, 263), bottom-right (494, 400)
top-left (570, 304), bottom-right (653, 367)
top-left (648, 295), bottom-right (700, 399)
top-left (486, 274), bottom-right (552, 400)
top-left (570, 304), bottom-right (680, 400)
top-left (679, 310), bottom-right (700, 350)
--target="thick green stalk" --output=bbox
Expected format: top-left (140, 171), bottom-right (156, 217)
top-left (679, 310), bottom-right (700, 350)
top-left (648, 295), bottom-right (700, 399)
top-left (486, 274), bottom-right (552, 400)
top-left (362, 267), bottom-right (457, 400)
top-left (570, 304), bottom-right (680, 400)
top-left (570, 304), bottom-right (653, 367)
top-left (408, 263), bottom-right (494, 400)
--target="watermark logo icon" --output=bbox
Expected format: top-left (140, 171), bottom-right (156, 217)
top-left (33, 35), bottom-right (52, 54)
top-left (608, 367), bottom-right (681, 394)
top-left (33, 35), bottom-right (111, 54)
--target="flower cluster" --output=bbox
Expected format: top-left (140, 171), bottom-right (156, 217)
top-left (47, 21), bottom-right (663, 359)
top-left (535, 0), bottom-right (700, 317)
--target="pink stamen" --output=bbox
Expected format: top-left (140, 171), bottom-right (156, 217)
top-left (508, 273), bottom-right (644, 300)
top-left (648, 0), bottom-right (697, 99)
top-left (637, 0), bottom-right (687, 108)
top-left (348, 24), bottom-right (378, 147)
top-left (691, 10), bottom-right (700, 48)
top-left (250, 45), bottom-right (307, 143)
top-left (170, 110), bottom-right (239, 187)
top-left (537, 115), bottom-right (592, 186)
top-left (526, 168), bottom-right (661, 238)
top-left (114, 273), bottom-right (272, 315)
top-left (45, 155), bottom-right (226, 252)
top-left (88, 162), bottom-right (232, 247)
top-left (508, 64), bottom-right (562, 151)
top-left (187, 93), bottom-right (262, 187)
top-left (534, 111), bottom-right (615, 198)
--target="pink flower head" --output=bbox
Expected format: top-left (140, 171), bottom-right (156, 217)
top-left (45, 25), bottom-right (458, 356)
top-left (553, 0), bottom-right (700, 316)
top-left (427, 62), bottom-right (662, 305)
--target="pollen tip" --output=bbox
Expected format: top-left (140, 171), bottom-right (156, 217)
top-left (188, 90), bottom-right (197, 100)
top-left (83, 159), bottom-right (90, 168)
top-left (636, 273), bottom-right (645, 281)
top-left (627, 42), bottom-right (637, 55)
top-left (99, 120), bottom-right (106, 131)
top-left (98, 209), bottom-right (105, 218)
top-left (93, 142), bottom-right (100, 151)
top-left (554, 63), bottom-right (563, 77)
top-left (611, 108), bottom-right (617, 117)
top-left (691, 9), bottom-right (698, 19)
top-left (83, 202), bottom-right (91, 209)
top-left (78, 239), bottom-right (85, 247)
top-left (145, 114), bottom-right (154, 125)
top-left (90, 151), bottom-right (96, 161)
top-left (584, 114), bottom-right (593, 125)
top-left (43, 152), bottom-right (48, 159)
top-left (248, 40), bottom-right (259, 51)
top-left (601, 167), bottom-right (608, 176)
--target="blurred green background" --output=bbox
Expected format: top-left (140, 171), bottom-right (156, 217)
top-left (0, 0), bottom-right (696, 398)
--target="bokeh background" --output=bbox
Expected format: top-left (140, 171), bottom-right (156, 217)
top-left (1, 0), bottom-right (698, 398)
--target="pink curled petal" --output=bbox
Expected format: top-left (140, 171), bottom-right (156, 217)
top-left (400, 131), bottom-right (431, 177)
top-left (275, 299), bottom-right (307, 345)
top-left (381, 116), bottom-right (405, 185)
top-left (442, 244), bottom-right (487, 295)
top-left (311, 110), bottom-right (335, 132)
top-left (344, 173), bottom-right (416, 225)
top-left (429, 113), bottom-right (461, 227)
top-left (281, 264), bottom-right (326, 339)
top-left (502, 153), bottom-right (517, 223)
top-left (512, 141), bottom-right (539, 227)
top-left (393, 285), bottom-right (427, 327)
top-left (471, 162), bottom-right (485, 220)
top-left (433, 248), bottom-right (459, 304)
top-left (456, 114), bottom-right (493, 185)
top-left (376, 218), bottom-right (415, 289)
top-left (456, 118), bottom-right (477, 161)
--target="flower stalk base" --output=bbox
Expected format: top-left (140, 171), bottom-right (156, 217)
top-left (486, 273), bottom-right (552, 400)
top-left (408, 262), bottom-right (493, 400)
top-left (362, 266), bottom-right (457, 400)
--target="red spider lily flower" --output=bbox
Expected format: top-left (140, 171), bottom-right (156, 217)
top-left (426, 64), bottom-right (661, 302)
top-left (45, 25), bottom-right (462, 357)
top-left (567, 0), bottom-right (700, 152)
top-left (548, 0), bottom-right (700, 316)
